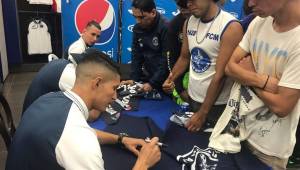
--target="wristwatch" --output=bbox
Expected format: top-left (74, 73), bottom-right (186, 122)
top-left (117, 133), bottom-right (129, 146)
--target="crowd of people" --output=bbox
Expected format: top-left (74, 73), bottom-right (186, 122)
top-left (5, 0), bottom-right (300, 169)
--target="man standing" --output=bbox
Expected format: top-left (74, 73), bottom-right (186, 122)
top-left (129, 0), bottom-right (168, 92)
top-left (67, 20), bottom-right (101, 64)
top-left (225, 0), bottom-right (300, 169)
top-left (166, 0), bottom-right (190, 104)
top-left (7, 50), bottom-right (161, 170)
top-left (163, 0), bottom-right (243, 131)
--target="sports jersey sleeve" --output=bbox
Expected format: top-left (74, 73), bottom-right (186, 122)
top-left (55, 124), bottom-right (105, 170)
top-left (148, 24), bottom-right (168, 88)
top-left (278, 45), bottom-right (300, 89)
top-left (68, 43), bottom-right (86, 55)
top-left (58, 64), bottom-right (76, 91)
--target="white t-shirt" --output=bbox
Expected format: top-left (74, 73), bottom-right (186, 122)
top-left (28, 20), bottom-right (52, 55)
top-left (59, 63), bottom-right (76, 91)
top-left (68, 37), bottom-right (87, 64)
top-left (239, 16), bottom-right (300, 159)
top-left (187, 9), bottom-right (236, 104)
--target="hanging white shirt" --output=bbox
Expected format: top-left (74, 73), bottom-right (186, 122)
top-left (28, 20), bottom-right (52, 55)
top-left (27, 0), bottom-right (53, 5)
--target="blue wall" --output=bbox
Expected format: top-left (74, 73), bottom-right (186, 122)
top-left (2, 0), bottom-right (22, 64)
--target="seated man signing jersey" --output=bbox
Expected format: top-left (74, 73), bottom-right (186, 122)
top-left (7, 50), bottom-right (161, 170)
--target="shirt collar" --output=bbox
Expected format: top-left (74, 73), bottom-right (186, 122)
top-left (79, 36), bottom-right (88, 49)
top-left (64, 90), bottom-right (89, 120)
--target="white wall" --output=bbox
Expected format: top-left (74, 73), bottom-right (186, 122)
top-left (0, 0), bottom-right (9, 81)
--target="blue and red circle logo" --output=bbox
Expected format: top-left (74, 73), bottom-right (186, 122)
top-left (75, 0), bottom-right (116, 45)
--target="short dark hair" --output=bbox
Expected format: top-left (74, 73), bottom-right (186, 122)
top-left (86, 20), bottom-right (101, 31)
top-left (175, 0), bottom-right (187, 8)
top-left (78, 48), bottom-right (120, 76)
top-left (213, 0), bottom-right (220, 2)
top-left (132, 0), bottom-right (156, 13)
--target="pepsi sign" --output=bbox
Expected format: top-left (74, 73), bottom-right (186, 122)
top-left (62, 0), bottom-right (119, 61)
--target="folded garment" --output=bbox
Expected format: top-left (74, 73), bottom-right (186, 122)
top-left (170, 111), bottom-right (193, 127)
top-left (209, 83), bottom-right (268, 153)
top-left (163, 121), bottom-right (270, 170)
top-left (177, 146), bottom-right (219, 170)
top-left (101, 104), bottom-right (121, 125)
top-left (117, 82), bottom-right (143, 97)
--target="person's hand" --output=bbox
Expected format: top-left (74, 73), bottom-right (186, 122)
top-left (135, 137), bottom-right (161, 169)
top-left (185, 113), bottom-right (206, 132)
top-left (263, 76), bottom-right (279, 93)
top-left (120, 80), bottom-right (134, 85)
top-left (179, 90), bottom-right (189, 102)
top-left (142, 83), bottom-right (153, 92)
top-left (238, 55), bottom-right (255, 72)
top-left (122, 137), bottom-right (146, 156)
top-left (162, 73), bottom-right (175, 94)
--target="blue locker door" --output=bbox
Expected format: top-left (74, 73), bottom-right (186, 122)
top-left (61, 0), bottom-right (119, 61)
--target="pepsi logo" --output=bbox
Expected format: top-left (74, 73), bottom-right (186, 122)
top-left (127, 47), bottom-right (132, 52)
top-left (128, 9), bottom-right (133, 14)
top-left (75, 0), bottom-right (116, 45)
top-left (127, 24), bottom-right (134, 32)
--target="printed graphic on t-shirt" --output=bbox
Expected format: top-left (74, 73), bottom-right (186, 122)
top-left (177, 146), bottom-right (219, 170)
top-left (191, 47), bottom-right (211, 73)
top-left (252, 39), bottom-right (288, 78)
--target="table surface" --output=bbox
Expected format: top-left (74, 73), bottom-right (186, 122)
top-left (89, 95), bottom-right (180, 131)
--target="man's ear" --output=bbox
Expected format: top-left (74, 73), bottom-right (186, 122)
top-left (93, 76), bottom-right (103, 89)
top-left (151, 9), bottom-right (156, 17)
top-left (82, 28), bottom-right (87, 34)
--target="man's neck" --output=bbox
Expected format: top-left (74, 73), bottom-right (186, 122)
top-left (145, 13), bottom-right (158, 30)
top-left (71, 86), bottom-right (92, 110)
top-left (273, 0), bottom-right (300, 32)
top-left (202, 3), bottom-right (219, 22)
